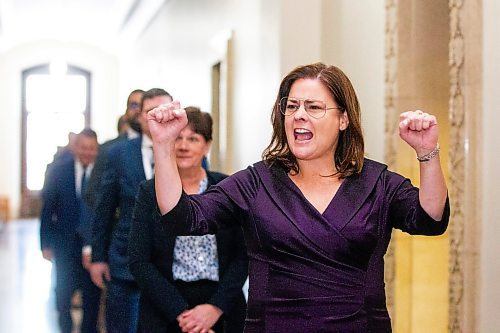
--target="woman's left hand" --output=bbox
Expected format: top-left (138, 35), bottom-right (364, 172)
top-left (399, 110), bottom-right (439, 156)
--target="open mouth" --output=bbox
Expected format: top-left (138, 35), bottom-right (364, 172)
top-left (294, 128), bottom-right (313, 141)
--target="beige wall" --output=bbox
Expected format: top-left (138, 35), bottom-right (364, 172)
top-left (120, 0), bottom-right (385, 171)
top-left (481, 0), bottom-right (500, 330)
top-left (118, 0), bottom-right (279, 172)
top-left (322, 0), bottom-right (386, 161)
top-left (392, 1), bottom-right (450, 332)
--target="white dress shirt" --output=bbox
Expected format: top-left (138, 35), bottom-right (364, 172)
top-left (74, 160), bottom-right (94, 197)
top-left (141, 134), bottom-right (155, 180)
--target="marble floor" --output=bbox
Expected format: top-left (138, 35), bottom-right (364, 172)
top-left (0, 219), bottom-right (246, 333)
top-left (0, 219), bottom-right (60, 333)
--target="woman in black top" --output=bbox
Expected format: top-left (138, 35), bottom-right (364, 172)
top-left (129, 107), bottom-right (248, 333)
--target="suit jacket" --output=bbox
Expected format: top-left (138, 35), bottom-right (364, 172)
top-left (92, 136), bottom-right (146, 280)
top-left (84, 134), bottom-right (127, 210)
top-left (40, 156), bottom-right (90, 252)
top-left (128, 173), bottom-right (248, 332)
top-left (161, 159), bottom-right (450, 332)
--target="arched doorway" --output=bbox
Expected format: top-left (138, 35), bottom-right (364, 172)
top-left (20, 63), bottom-right (91, 216)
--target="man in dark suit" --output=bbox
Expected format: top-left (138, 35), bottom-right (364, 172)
top-left (90, 88), bottom-right (173, 333)
top-left (43, 131), bottom-right (77, 184)
top-left (84, 89), bottom-right (144, 210)
top-left (40, 128), bottom-right (101, 333)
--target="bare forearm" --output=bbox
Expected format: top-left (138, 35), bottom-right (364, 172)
top-left (418, 156), bottom-right (447, 220)
top-left (398, 110), bottom-right (447, 221)
top-left (154, 143), bottom-right (182, 215)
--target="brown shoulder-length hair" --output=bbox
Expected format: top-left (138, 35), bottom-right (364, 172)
top-left (184, 106), bottom-right (213, 142)
top-left (262, 63), bottom-right (364, 178)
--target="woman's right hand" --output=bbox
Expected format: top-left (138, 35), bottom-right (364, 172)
top-left (149, 100), bottom-right (186, 214)
top-left (147, 100), bottom-right (188, 145)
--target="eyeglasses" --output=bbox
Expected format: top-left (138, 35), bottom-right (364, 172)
top-left (279, 97), bottom-right (343, 119)
top-left (128, 102), bottom-right (141, 110)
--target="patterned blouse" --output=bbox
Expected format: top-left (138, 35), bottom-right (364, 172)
top-left (172, 177), bottom-right (219, 282)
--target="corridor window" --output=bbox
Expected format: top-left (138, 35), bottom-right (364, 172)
top-left (22, 64), bottom-right (91, 192)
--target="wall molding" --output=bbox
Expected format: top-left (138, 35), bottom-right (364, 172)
top-left (383, 0), bottom-right (398, 319)
top-left (448, 0), bottom-right (482, 332)
top-left (448, 1), bottom-right (466, 330)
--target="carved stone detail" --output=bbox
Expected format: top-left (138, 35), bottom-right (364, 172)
top-left (448, 0), bottom-right (466, 332)
top-left (383, 0), bottom-right (398, 318)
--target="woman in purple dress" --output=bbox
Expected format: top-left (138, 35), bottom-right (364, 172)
top-left (147, 63), bottom-right (450, 333)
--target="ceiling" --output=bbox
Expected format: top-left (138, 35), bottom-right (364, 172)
top-left (0, 0), bottom-right (166, 53)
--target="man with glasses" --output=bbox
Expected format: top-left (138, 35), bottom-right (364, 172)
top-left (83, 89), bottom-right (144, 330)
top-left (84, 89), bottom-right (144, 209)
top-left (90, 88), bottom-right (173, 333)
top-left (123, 90), bottom-right (145, 139)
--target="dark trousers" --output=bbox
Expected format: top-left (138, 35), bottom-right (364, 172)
top-left (54, 236), bottom-right (101, 333)
top-left (106, 278), bottom-right (140, 333)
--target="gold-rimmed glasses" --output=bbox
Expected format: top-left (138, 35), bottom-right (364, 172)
top-left (279, 97), bottom-right (343, 119)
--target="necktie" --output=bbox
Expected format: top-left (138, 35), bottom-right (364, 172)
top-left (78, 167), bottom-right (89, 232)
top-left (80, 167), bottom-right (87, 198)
top-left (150, 147), bottom-right (155, 175)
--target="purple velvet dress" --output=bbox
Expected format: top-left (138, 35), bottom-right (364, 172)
top-left (161, 159), bottom-right (450, 332)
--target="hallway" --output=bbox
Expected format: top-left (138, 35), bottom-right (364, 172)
top-left (0, 219), bottom-right (59, 332)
